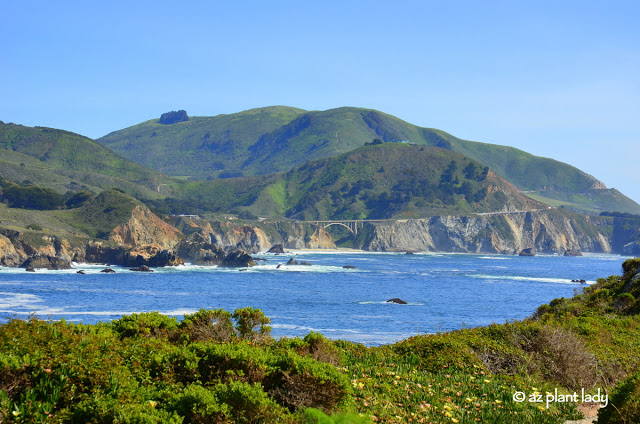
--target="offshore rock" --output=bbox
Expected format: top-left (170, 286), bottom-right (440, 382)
top-left (564, 249), bottom-right (583, 256)
top-left (519, 248), bottom-right (535, 256)
top-left (130, 265), bottom-right (153, 272)
top-left (267, 244), bottom-right (285, 254)
top-left (387, 298), bottom-right (408, 304)
top-left (285, 258), bottom-right (312, 266)
top-left (220, 250), bottom-right (256, 268)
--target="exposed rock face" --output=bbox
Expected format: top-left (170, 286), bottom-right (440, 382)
top-left (176, 233), bottom-right (226, 265)
top-left (519, 248), bottom-right (535, 257)
top-left (564, 249), bottom-right (583, 257)
top-left (305, 228), bottom-right (336, 249)
top-left (220, 250), bottom-right (256, 268)
top-left (110, 205), bottom-right (183, 249)
top-left (357, 211), bottom-right (613, 254)
top-left (123, 245), bottom-right (184, 267)
top-left (0, 234), bottom-right (23, 267)
top-left (175, 217), bottom-right (271, 253)
top-left (267, 244), bottom-right (285, 254)
top-left (22, 253), bottom-right (72, 270)
top-left (211, 224), bottom-right (271, 253)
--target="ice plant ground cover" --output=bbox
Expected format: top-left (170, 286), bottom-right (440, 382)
top-left (1, 259), bottom-right (640, 423)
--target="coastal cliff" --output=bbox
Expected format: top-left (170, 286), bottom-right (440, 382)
top-left (0, 201), bottom-right (633, 269)
top-left (355, 210), bottom-right (613, 254)
top-left (172, 216), bottom-right (336, 253)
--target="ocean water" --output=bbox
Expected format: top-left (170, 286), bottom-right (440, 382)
top-left (0, 252), bottom-right (630, 346)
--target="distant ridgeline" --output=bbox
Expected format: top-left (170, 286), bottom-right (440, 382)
top-left (98, 106), bottom-right (640, 215)
top-left (159, 110), bottom-right (189, 125)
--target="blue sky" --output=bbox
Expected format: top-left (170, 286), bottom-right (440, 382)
top-left (2, 0), bottom-right (639, 203)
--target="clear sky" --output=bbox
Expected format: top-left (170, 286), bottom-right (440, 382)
top-left (2, 1), bottom-right (639, 203)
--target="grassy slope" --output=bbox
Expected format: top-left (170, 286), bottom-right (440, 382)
top-left (164, 143), bottom-right (541, 220)
top-left (0, 122), bottom-right (168, 200)
top-left (97, 106), bottom-right (640, 214)
top-left (0, 190), bottom-right (145, 242)
top-left (98, 106), bottom-right (306, 177)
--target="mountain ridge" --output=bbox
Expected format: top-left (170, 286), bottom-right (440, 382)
top-left (97, 106), bottom-right (640, 214)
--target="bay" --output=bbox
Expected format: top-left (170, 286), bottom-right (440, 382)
top-left (0, 252), bottom-right (630, 346)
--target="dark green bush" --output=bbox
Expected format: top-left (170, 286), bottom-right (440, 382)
top-left (598, 371), bottom-right (640, 424)
top-left (232, 307), bottom-right (272, 343)
top-left (112, 312), bottom-right (179, 339)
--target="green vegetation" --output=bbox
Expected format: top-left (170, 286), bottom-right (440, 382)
top-left (0, 122), bottom-right (169, 201)
top-left (98, 106), bottom-right (305, 179)
top-left (97, 106), bottom-right (640, 214)
top-left (59, 189), bottom-right (141, 238)
top-left (0, 184), bottom-right (65, 210)
top-left (157, 144), bottom-right (538, 220)
top-left (2, 260), bottom-right (640, 423)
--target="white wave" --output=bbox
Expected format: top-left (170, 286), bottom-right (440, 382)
top-left (271, 323), bottom-right (319, 332)
top-left (479, 256), bottom-right (512, 260)
top-left (467, 274), bottom-right (594, 285)
top-left (0, 292), bottom-right (45, 309)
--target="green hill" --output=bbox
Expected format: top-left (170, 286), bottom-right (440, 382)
top-left (97, 107), bottom-right (640, 214)
top-left (98, 106), bottom-right (305, 178)
top-left (165, 143), bottom-right (542, 220)
top-left (0, 122), bottom-right (170, 200)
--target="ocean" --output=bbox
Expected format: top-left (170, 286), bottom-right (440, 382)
top-left (0, 251), bottom-right (630, 346)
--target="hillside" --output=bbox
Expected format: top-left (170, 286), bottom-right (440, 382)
top-left (0, 122), bottom-right (170, 200)
top-left (97, 107), bottom-right (640, 214)
top-left (163, 143), bottom-right (542, 220)
top-left (98, 106), bottom-right (305, 178)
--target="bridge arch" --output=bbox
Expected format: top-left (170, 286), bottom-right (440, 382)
top-left (322, 222), bottom-right (355, 234)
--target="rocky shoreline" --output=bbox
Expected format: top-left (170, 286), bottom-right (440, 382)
top-left (0, 206), bottom-right (637, 271)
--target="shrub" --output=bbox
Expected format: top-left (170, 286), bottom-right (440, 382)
top-left (1, 184), bottom-right (64, 210)
top-left (598, 371), bottom-right (640, 424)
top-left (180, 308), bottom-right (235, 342)
top-left (531, 326), bottom-right (597, 390)
top-left (65, 190), bottom-right (93, 208)
top-left (301, 332), bottom-right (341, 366)
top-left (232, 307), bottom-right (272, 343)
top-left (111, 312), bottom-right (179, 339)
top-left (166, 381), bottom-right (292, 423)
top-left (159, 110), bottom-right (189, 125)
top-left (392, 333), bottom-right (483, 373)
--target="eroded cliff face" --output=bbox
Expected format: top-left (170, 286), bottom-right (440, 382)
top-left (0, 203), bottom-right (186, 269)
top-left (357, 211), bottom-right (612, 254)
top-left (173, 217), bottom-right (336, 253)
top-left (110, 205), bottom-right (183, 249)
